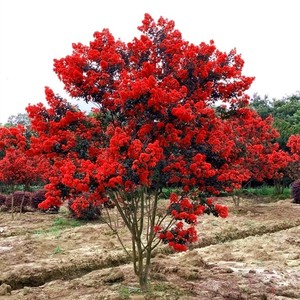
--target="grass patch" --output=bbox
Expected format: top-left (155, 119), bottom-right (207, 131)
top-left (205, 185), bottom-right (291, 201)
top-left (33, 216), bottom-right (83, 236)
top-left (227, 185), bottom-right (291, 202)
top-left (236, 185), bottom-right (291, 200)
top-left (52, 216), bottom-right (82, 228)
top-left (118, 286), bottom-right (142, 299)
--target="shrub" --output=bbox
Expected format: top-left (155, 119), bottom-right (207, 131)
top-left (5, 191), bottom-right (33, 212)
top-left (68, 194), bottom-right (102, 220)
top-left (291, 179), bottom-right (300, 204)
top-left (32, 189), bottom-right (46, 208)
top-left (32, 189), bottom-right (59, 213)
top-left (0, 193), bottom-right (7, 206)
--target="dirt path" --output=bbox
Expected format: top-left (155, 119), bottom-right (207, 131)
top-left (0, 197), bottom-right (300, 299)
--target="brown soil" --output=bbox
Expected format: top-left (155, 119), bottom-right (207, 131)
top-left (0, 197), bottom-right (300, 299)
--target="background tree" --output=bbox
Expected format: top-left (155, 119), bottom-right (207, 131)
top-left (286, 134), bottom-right (300, 181)
top-left (250, 92), bottom-right (300, 189)
top-left (0, 125), bottom-right (43, 218)
top-left (250, 92), bottom-right (300, 150)
top-left (5, 113), bottom-right (30, 128)
top-left (216, 107), bottom-right (292, 203)
top-left (250, 93), bottom-right (273, 119)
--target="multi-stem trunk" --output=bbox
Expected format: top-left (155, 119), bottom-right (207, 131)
top-left (109, 186), bottom-right (162, 291)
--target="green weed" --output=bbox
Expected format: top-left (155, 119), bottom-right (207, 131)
top-left (33, 216), bottom-right (82, 236)
top-left (53, 246), bottom-right (63, 254)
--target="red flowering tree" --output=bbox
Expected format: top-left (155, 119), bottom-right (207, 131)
top-left (286, 134), bottom-right (300, 180)
top-left (217, 108), bottom-right (293, 202)
top-left (27, 14), bottom-right (268, 289)
top-left (0, 126), bottom-right (34, 189)
top-left (0, 125), bottom-right (43, 217)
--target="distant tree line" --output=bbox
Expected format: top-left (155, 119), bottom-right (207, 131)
top-left (250, 91), bottom-right (300, 150)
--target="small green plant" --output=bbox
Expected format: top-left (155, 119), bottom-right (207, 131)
top-left (147, 282), bottom-right (186, 298)
top-left (53, 246), bottom-right (63, 254)
top-left (118, 286), bottom-right (141, 299)
top-left (50, 227), bottom-right (61, 238)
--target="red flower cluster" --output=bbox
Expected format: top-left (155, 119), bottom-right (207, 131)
top-left (132, 140), bottom-right (164, 185)
top-left (158, 222), bottom-right (198, 252)
top-left (68, 194), bottom-right (102, 220)
top-left (287, 135), bottom-right (300, 157)
top-left (154, 193), bottom-right (228, 252)
top-left (214, 204), bottom-right (229, 218)
top-left (168, 193), bottom-right (206, 224)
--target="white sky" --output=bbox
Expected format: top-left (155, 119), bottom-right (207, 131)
top-left (1, 0), bottom-right (300, 124)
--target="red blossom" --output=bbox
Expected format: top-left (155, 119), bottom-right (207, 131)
top-left (214, 204), bottom-right (229, 218)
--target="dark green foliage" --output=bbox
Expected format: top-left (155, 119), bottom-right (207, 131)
top-left (160, 187), bottom-right (182, 199)
top-left (250, 92), bottom-right (300, 150)
top-left (5, 113), bottom-right (30, 128)
top-left (291, 179), bottom-right (300, 204)
top-left (250, 94), bottom-right (273, 119)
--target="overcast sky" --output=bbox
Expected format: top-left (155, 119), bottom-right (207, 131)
top-left (1, 0), bottom-right (299, 124)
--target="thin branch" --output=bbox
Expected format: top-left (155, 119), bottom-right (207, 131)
top-left (102, 206), bottom-right (131, 257)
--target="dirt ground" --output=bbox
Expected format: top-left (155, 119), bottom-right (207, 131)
top-left (0, 197), bottom-right (300, 299)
